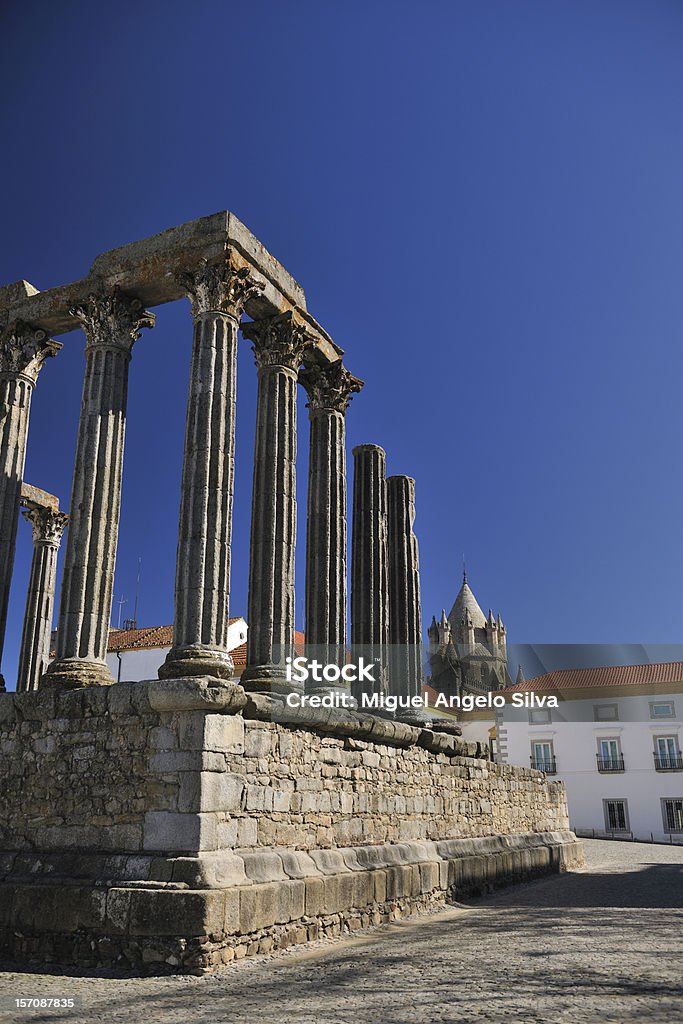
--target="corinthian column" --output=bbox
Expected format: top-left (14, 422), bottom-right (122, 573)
top-left (351, 444), bottom-right (389, 701)
top-left (45, 290), bottom-right (154, 688)
top-left (299, 361), bottom-right (362, 689)
top-left (17, 503), bottom-right (69, 692)
top-left (387, 475), bottom-right (423, 699)
top-left (0, 324), bottom-right (61, 691)
top-left (160, 255), bottom-right (264, 681)
top-left (241, 312), bottom-right (315, 692)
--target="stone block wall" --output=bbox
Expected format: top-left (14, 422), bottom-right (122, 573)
top-left (0, 681), bottom-right (568, 855)
top-left (0, 678), bottom-right (582, 972)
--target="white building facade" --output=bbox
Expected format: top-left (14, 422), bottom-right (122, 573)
top-left (459, 662), bottom-right (683, 843)
top-left (104, 617), bottom-right (248, 683)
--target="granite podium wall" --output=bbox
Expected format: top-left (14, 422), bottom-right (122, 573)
top-left (0, 678), bottom-right (583, 973)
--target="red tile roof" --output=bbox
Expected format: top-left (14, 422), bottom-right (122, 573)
top-left (506, 661), bottom-right (683, 693)
top-left (107, 622), bottom-right (304, 680)
top-left (228, 630), bottom-right (305, 676)
top-left (107, 619), bottom-right (243, 652)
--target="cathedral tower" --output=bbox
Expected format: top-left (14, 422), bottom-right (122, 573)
top-left (428, 571), bottom-right (510, 696)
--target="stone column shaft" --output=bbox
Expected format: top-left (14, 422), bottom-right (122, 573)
top-left (17, 505), bottom-right (68, 692)
top-left (300, 362), bottom-right (362, 688)
top-left (387, 475), bottom-right (423, 699)
top-left (241, 312), bottom-right (314, 691)
top-left (0, 325), bottom-right (60, 690)
top-left (351, 444), bottom-right (389, 700)
top-left (46, 290), bottom-right (154, 688)
top-left (306, 410), bottom-right (346, 654)
top-left (160, 257), bottom-right (264, 681)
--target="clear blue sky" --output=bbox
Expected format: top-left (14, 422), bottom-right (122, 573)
top-left (2, 0), bottom-right (683, 686)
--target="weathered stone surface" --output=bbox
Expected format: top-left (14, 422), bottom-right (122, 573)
top-left (300, 361), bottom-right (362, 687)
top-left (45, 290), bottom-right (154, 689)
top-left (0, 828), bottom-right (582, 972)
top-left (143, 811), bottom-right (218, 854)
top-left (160, 257), bottom-right (264, 682)
top-left (417, 728), bottom-right (462, 756)
top-left (351, 444), bottom-right (389, 701)
top-left (16, 503), bottom-right (68, 692)
top-left (431, 720), bottom-right (463, 737)
top-left (0, 424), bottom-right (580, 973)
top-left (239, 882), bottom-right (278, 933)
top-left (0, 681), bottom-right (569, 861)
top-left (0, 323), bottom-right (61, 691)
top-left (241, 312), bottom-right (315, 691)
top-left (19, 481), bottom-right (59, 510)
top-left (387, 475), bottom-right (422, 699)
top-left (146, 677), bottom-right (247, 713)
top-left (127, 888), bottom-right (226, 937)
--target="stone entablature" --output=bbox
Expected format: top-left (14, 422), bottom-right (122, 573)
top-left (0, 214), bottom-right (334, 356)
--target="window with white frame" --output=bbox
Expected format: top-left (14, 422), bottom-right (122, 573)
top-left (650, 701), bottom-right (675, 720)
top-left (597, 737), bottom-right (623, 771)
top-left (603, 799), bottom-right (629, 832)
top-left (661, 798), bottom-right (683, 833)
top-left (531, 740), bottom-right (554, 772)
top-left (655, 736), bottom-right (680, 769)
top-left (599, 737), bottom-right (620, 760)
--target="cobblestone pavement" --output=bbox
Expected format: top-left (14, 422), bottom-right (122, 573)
top-left (1, 839), bottom-right (682, 1024)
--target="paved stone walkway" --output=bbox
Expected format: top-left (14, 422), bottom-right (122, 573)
top-left (1, 839), bottom-right (682, 1023)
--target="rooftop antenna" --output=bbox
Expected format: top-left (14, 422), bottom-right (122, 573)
top-left (132, 557), bottom-right (142, 630)
top-left (115, 595), bottom-right (127, 629)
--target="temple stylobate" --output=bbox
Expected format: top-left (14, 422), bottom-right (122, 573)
top-left (0, 213), bottom-right (374, 692)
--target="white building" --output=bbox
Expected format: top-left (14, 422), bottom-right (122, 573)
top-left (459, 661), bottom-right (683, 843)
top-left (104, 617), bottom-right (249, 682)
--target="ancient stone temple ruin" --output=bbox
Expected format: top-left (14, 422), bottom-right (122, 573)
top-left (0, 213), bottom-right (582, 972)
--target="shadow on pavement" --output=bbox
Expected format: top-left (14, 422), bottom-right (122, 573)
top-left (2, 859), bottom-right (682, 1024)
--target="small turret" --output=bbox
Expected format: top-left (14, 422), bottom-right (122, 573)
top-left (515, 663), bottom-right (525, 685)
top-left (485, 607), bottom-right (498, 653)
top-left (438, 608), bottom-right (452, 648)
top-left (428, 615), bottom-right (439, 654)
top-left (462, 607), bottom-right (475, 647)
top-left (497, 612), bottom-right (506, 655)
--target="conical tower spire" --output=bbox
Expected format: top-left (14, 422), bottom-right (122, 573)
top-left (448, 571), bottom-right (486, 632)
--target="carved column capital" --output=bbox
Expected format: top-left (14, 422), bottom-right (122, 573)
top-left (22, 505), bottom-right (69, 547)
top-left (0, 322), bottom-right (62, 386)
top-left (300, 360), bottom-right (364, 414)
top-left (69, 287), bottom-right (155, 353)
top-left (179, 251), bottom-right (265, 319)
top-left (242, 311), bottom-right (316, 372)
